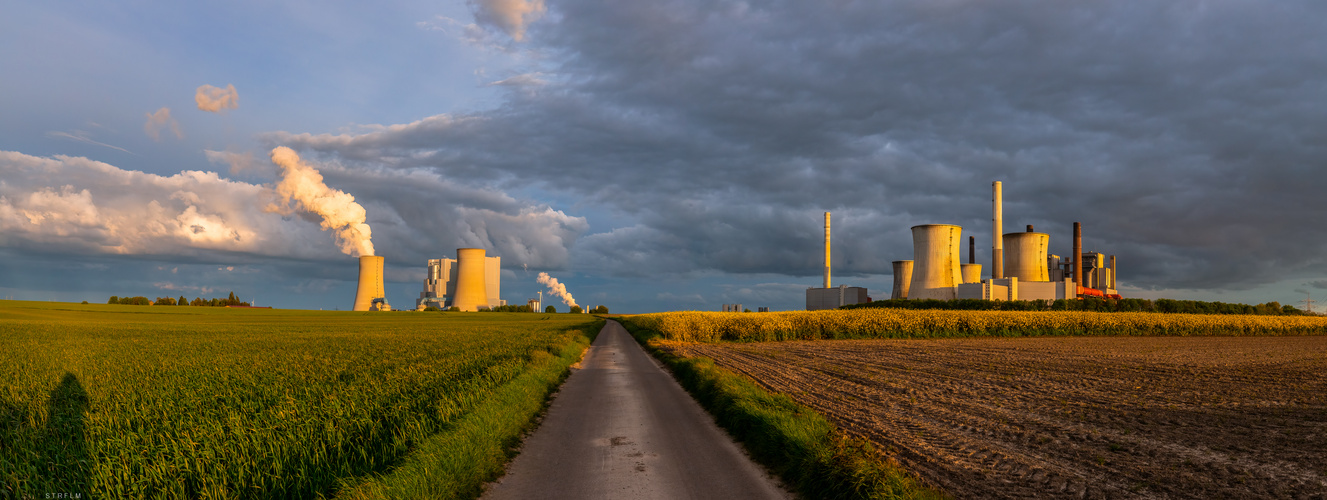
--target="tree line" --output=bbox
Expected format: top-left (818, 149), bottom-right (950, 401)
top-left (107, 291), bottom-right (250, 307)
top-left (425, 304), bottom-right (609, 313)
top-left (844, 297), bottom-right (1308, 315)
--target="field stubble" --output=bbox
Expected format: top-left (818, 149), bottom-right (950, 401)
top-left (664, 335), bottom-right (1327, 499)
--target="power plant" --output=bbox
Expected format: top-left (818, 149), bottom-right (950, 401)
top-left (352, 255), bottom-right (391, 311)
top-left (806, 212), bottom-right (869, 310)
top-left (886, 181), bottom-right (1120, 302)
top-left (416, 248), bottom-right (506, 311)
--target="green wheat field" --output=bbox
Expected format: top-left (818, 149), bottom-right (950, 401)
top-left (0, 300), bottom-right (601, 499)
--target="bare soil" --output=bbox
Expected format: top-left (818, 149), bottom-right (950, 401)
top-left (663, 336), bottom-right (1327, 499)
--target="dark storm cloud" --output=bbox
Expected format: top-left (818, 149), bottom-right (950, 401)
top-left (270, 0), bottom-right (1327, 291)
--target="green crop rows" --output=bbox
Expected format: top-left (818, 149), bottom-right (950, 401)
top-left (0, 300), bottom-right (600, 498)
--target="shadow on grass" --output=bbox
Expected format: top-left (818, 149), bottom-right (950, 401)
top-left (44, 373), bottom-right (91, 497)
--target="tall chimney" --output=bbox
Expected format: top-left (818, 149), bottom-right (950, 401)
top-left (993, 181), bottom-right (1003, 279)
top-left (1072, 222), bottom-right (1082, 286)
top-left (1109, 254), bottom-right (1117, 289)
top-left (352, 255), bottom-right (386, 311)
top-left (824, 212), bottom-right (832, 288)
top-left (968, 236), bottom-right (975, 264)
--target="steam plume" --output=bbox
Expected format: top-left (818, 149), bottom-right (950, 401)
top-left (537, 272), bottom-right (577, 308)
top-left (268, 147), bottom-right (375, 256)
top-left (196, 84), bottom-right (239, 113)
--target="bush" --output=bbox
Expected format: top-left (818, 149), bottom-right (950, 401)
top-left (545, 305), bottom-right (556, 313)
top-left (569, 306), bottom-right (583, 314)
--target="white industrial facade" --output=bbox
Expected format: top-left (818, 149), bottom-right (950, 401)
top-left (806, 285), bottom-right (869, 310)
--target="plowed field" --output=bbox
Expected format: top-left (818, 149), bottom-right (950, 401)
top-left (663, 336), bottom-right (1327, 499)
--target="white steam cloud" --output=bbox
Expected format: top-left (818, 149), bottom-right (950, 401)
top-left (143, 107), bottom-right (183, 141)
top-left (537, 272), bottom-right (577, 308)
top-left (268, 147), bottom-right (375, 257)
top-left (195, 84), bottom-right (239, 113)
top-left (472, 0), bottom-right (546, 41)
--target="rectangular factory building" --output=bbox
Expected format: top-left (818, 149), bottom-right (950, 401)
top-left (806, 285), bottom-right (869, 310)
top-left (417, 255), bottom-right (505, 310)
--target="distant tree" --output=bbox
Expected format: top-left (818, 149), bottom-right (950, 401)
top-left (744, 308), bottom-right (751, 313)
top-left (448, 306), bottom-right (460, 312)
top-left (590, 305), bottom-right (609, 314)
top-left (80, 301), bottom-right (89, 305)
top-left (178, 296), bottom-right (188, 306)
top-left (108, 296), bottom-right (119, 304)
top-left (154, 297), bottom-right (176, 306)
top-left (545, 305), bottom-right (556, 313)
top-left (569, 305), bottom-right (583, 314)
top-left (425, 306), bottom-right (440, 312)
top-left (120, 296), bottom-right (150, 306)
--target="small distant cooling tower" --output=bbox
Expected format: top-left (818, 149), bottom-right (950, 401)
top-left (353, 255), bottom-right (385, 311)
top-left (891, 260), bottom-right (913, 299)
top-left (452, 248), bottom-right (489, 311)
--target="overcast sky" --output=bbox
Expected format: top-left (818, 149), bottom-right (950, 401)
top-left (3, 0), bottom-right (1327, 312)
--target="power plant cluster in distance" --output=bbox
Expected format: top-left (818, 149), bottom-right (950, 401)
top-left (416, 248), bottom-right (506, 311)
top-left (351, 247), bottom-right (593, 312)
top-left (805, 181), bottom-right (1120, 311)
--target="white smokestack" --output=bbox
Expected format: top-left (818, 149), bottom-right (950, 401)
top-left (269, 147), bottom-right (375, 257)
top-left (992, 181), bottom-right (1003, 280)
top-left (536, 272), bottom-right (577, 308)
top-left (824, 211), bottom-right (831, 288)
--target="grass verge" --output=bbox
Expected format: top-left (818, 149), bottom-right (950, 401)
top-left (334, 318), bottom-right (605, 499)
top-left (616, 317), bottom-right (946, 500)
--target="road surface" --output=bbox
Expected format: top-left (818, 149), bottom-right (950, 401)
top-left (482, 320), bottom-right (791, 500)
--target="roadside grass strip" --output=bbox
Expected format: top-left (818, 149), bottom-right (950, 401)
top-left (617, 318), bottom-right (947, 500)
top-left (335, 319), bottom-right (603, 499)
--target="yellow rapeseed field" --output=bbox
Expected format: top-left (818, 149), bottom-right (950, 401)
top-left (630, 309), bottom-right (1327, 342)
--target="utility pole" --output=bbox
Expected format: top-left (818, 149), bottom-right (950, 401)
top-left (1300, 291), bottom-right (1315, 314)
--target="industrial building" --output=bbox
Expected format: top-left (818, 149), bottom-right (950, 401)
top-left (889, 181), bottom-right (1119, 302)
top-left (806, 212), bottom-right (871, 310)
top-left (722, 304), bottom-right (744, 312)
top-left (353, 255), bottom-right (391, 311)
top-left (416, 248), bottom-right (506, 311)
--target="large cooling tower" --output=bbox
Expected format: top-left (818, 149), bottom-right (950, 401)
top-left (1003, 232), bottom-right (1050, 282)
top-left (452, 248), bottom-right (490, 311)
top-left (352, 255), bottom-right (385, 311)
top-left (961, 263), bottom-right (982, 284)
top-left (891, 260), bottom-right (913, 299)
top-left (909, 224), bottom-right (963, 300)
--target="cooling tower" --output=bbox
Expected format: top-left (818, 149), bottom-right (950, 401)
top-left (909, 224), bottom-right (963, 300)
top-left (352, 255), bottom-right (385, 311)
top-left (1002, 232), bottom-right (1050, 282)
top-left (452, 248), bottom-right (490, 311)
top-left (891, 260), bottom-right (913, 299)
top-left (961, 263), bottom-right (982, 284)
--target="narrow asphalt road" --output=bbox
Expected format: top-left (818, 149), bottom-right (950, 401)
top-left (482, 320), bottom-right (791, 500)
